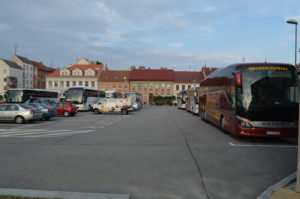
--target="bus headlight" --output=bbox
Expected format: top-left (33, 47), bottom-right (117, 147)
top-left (237, 116), bottom-right (253, 128)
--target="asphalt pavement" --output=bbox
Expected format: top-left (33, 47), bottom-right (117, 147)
top-left (0, 106), bottom-right (296, 199)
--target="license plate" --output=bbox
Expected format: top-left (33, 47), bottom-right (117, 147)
top-left (266, 131), bottom-right (281, 135)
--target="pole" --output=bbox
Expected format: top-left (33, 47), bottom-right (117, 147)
top-left (295, 23), bottom-right (298, 66)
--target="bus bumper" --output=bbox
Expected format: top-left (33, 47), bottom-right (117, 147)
top-left (236, 125), bottom-right (298, 138)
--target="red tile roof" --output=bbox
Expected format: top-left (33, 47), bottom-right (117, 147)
top-left (31, 61), bottom-right (55, 73)
top-left (129, 69), bottom-right (174, 81)
top-left (174, 71), bottom-right (203, 83)
top-left (46, 69), bottom-right (61, 77)
top-left (100, 70), bottom-right (130, 82)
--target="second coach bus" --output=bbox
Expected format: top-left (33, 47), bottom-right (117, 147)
top-left (199, 63), bottom-right (298, 137)
top-left (64, 87), bottom-right (105, 111)
top-left (185, 87), bottom-right (200, 114)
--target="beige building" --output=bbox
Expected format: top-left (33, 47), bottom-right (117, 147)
top-left (129, 69), bottom-right (174, 104)
top-left (46, 64), bottom-right (104, 92)
top-left (173, 71), bottom-right (202, 95)
top-left (0, 59), bottom-right (23, 98)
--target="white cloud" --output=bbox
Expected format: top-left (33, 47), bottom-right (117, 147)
top-left (196, 25), bottom-right (215, 33)
top-left (169, 42), bottom-right (183, 48)
top-left (94, 2), bottom-right (121, 23)
top-left (202, 6), bottom-right (216, 12)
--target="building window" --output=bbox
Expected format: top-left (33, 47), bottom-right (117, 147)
top-left (182, 85), bottom-right (185, 90)
top-left (54, 81), bottom-right (58, 87)
top-left (114, 76), bottom-right (118, 80)
top-left (105, 76), bottom-right (109, 80)
top-left (79, 81), bottom-right (82, 86)
top-left (123, 76), bottom-right (127, 80)
top-left (188, 85), bottom-right (191, 89)
top-left (91, 81), bottom-right (95, 87)
top-left (176, 85), bottom-right (179, 91)
top-left (180, 76), bottom-right (185, 80)
top-left (49, 81), bottom-right (52, 87)
top-left (60, 81), bottom-right (64, 87)
top-left (85, 81), bottom-right (89, 87)
top-left (66, 81), bottom-right (70, 87)
top-left (73, 81), bottom-right (76, 86)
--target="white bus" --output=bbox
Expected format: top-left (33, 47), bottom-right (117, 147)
top-left (5, 88), bottom-right (59, 105)
top-left (177, 90), bottom-right (187, 109)
top-left (105, 90), bottom-right (123, 98)
top-left (185, 87), bottom-right (200, 114)
top-left (64, 87), bottom-right (105, 111)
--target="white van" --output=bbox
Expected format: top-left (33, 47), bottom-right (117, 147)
top-left (92, 98), bottom-right (131, 115)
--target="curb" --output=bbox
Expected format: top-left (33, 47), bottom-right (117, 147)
top-left (256, 172), bottom-right (296, 199)
top-left (0, 188), bottom-right (131, 199)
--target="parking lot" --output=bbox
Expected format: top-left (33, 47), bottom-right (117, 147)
top-left (0, 106), bottom-right (297, 199)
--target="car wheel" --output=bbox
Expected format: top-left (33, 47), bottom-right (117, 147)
top-left (220, 116), bottom-right (227, 133)
top-left (93, 109), bottom-right (100, 114)
top-left (121, 109), bottom-right (128, 115)
top-left (63, 111), bottom-right (70, 117)
top-left (15, 116), bottom-right (25, 124)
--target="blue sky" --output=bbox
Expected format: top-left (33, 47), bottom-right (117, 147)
top-left (0, 0), bottom-right (299, 70)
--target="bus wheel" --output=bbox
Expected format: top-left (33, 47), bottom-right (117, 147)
top-left (64, 111), bottom-right (70, 117)
top-left (93, 109), bottom-right (100, 114)
top-left (201, 110), bottom-right (207, 121)
top-left (220, 116), bottom-right (227, 133)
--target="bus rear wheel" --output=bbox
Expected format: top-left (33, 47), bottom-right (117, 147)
top-left (93, 109), bottom-right (100, 114)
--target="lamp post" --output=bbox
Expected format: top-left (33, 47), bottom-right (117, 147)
top-left (286, 19), bottom-right (298, 66)
top-left (287, 19), bottom-right (300, 192)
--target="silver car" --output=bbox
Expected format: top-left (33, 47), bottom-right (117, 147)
top-left (0, 104), bottom-right (41, 124)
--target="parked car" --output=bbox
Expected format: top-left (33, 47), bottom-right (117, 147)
top-left (0, 104), bottom-right (41, 124)
top-left (27, 103), bottom-right (56, 120)
top-left (53, 102), bottom-right (77, 117)
top-left (92, 98), bottom-right (130, 115)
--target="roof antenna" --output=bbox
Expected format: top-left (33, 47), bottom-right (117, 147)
top-left (264, 51), bottom-right (268, 63)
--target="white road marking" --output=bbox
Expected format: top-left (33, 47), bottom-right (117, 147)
top-left (0, 129), bottom-right (47, 135)
top-left (0, 129), bottom-right (95, 138)
top-left (24, 130), bottom-right (95, 138)
top-left (228, 142), bottom-right (297, 148)
top-left (0, 130), bottom-right (70, 137)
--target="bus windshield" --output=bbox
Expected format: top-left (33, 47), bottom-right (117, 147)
top-left (65, 89), bottom-right (83, 104)
top-left (6, 90), bottom-right (23, 103)
top-left (237, 65), bottom-right (298, 121)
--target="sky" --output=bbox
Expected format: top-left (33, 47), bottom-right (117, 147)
top-left (0, 0), bottom-right (299, 70)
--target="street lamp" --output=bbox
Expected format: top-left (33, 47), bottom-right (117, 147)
top-left (286, 19), bottom-right (298, 66)
top-left (287, 19), bottom-right (300, 193)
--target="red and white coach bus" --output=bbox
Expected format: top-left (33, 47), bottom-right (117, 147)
top-left (199, 63), bottom-right (299, 137)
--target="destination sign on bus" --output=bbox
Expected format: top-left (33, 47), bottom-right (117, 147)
top-left (248, 66), bottom-right (288, 71)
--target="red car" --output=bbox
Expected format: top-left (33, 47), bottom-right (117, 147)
top-left (53, 102), bottom-right (77, 117)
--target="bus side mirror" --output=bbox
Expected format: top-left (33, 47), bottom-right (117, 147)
top-left (234, 72), bottom-right (242, 87)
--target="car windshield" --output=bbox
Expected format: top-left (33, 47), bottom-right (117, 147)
top-left (19, 104), bottom-right (33, 109)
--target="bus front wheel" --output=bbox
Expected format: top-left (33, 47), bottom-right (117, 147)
top-left (220, 116), bottom-right (227, 133)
